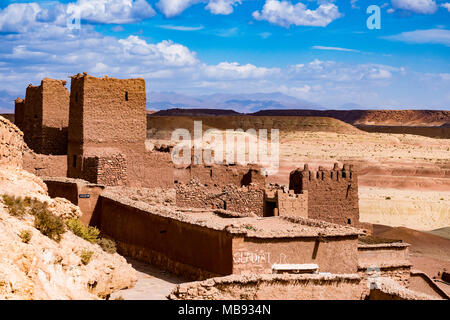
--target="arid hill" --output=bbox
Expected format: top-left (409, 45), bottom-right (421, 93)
top-left (152, 108), bottom-right (241, 116)
top-left (251, 110), bottom-right (450, 126)
top-left (151, 109), bottom-right (449, 126)
top-left (147, 115), bottom-right (361, 139)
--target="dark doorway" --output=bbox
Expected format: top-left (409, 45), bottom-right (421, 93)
top-left (264, 200), bottom-right (276, 217)
top-left (241, 170), bottom-right (252, 186)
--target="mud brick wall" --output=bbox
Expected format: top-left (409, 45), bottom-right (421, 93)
top-left (0, 116), bottom-right (24, 168)
top-left (14, 98), bottom-right (25, 131)
top-left (170, 274), bottom-right (367, 300)
top-left (289, 163), bottom-right (360, 227)
top-left (358, 243), bottom-right (410, 268)
top-left (80, 153), bottom-right (127, 186)
top-left (18, 79), bottom-right (69, 155)
top-left (140, 151), bottom-right (174, 188)
top-left (189, 164), bottom-right (266, 188)
top-left (175, 182), bottom-right (264, 216)
top-left (68, 73), bottom-right (146, 184)
top-left (222, 185), bottom-right (264, 216)
top-left (22, 153), bottom-right (67, 177)
top-left (22, 84), bottom-right (41, 150)
top-left (359, 266), bottom-right (411, 288)
top-left (97, 194), bottom-right (234, 280)
top-left (276, 190), bottom-right (308, 217)
top-left (232, 235), bottom-right (359, 275)
top-left (43, 177), bottom-right (104, 226)
top-left (176, 181), bottom-right (224, 209)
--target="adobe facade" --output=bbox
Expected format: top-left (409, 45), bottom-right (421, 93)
top-left (15, 79), bottom-right (69, 155)
top-left (289, 163), bottom-right (361, 228)
top-left (67, 73), bottom-right (146, 185)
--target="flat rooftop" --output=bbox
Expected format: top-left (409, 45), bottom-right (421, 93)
top-left (102, 190), bottom-right (363, 239)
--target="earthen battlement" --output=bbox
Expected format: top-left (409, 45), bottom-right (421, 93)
top-left (289, 163), bottom-right (360, 228)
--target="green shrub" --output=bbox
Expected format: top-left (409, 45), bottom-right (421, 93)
top-left (19, 230), bottom-right (32, 244)
top-left (98, 238), bottom-right (117, 254)
top-left (66, 218), bottom-right (100, 244)
top-left (80, 250), bottom-right (94, 265)
top-left (34, 209), bottom-right (65, 242)
top-left (2, 194), bottom-right (28, 217)
top-left (244, 224), bottom-right (257, 231)
top-left (29, 199), bottom-right (49, 217)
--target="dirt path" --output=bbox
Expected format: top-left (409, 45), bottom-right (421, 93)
top-left (110, 258), bottom-right (188, 300)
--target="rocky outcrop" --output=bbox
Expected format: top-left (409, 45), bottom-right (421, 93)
top-left (0, 120), bottom-right (137, 299)
top-left (0, 116), bottom-right (24, 168)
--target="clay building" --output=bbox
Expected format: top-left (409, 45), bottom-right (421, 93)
top-left (15, 79), bottom-right (69, 155)
top-left (289, 163), bottom-right (362, 228)
top-left (67, 73), bottom-right (146, 186)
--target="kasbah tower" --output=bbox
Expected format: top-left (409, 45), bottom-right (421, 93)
top-left (67, 73), bottom-right (146, 186)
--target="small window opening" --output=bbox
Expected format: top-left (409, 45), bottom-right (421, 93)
top-left (347, 218), bottom-right (351, 225)
top-left (34, 114), bottom-right (38, 119)
top-left (125, 91), bottom-right (129, 101)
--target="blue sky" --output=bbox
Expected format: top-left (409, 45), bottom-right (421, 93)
top-left (0, 0), bottom-right (449, 111)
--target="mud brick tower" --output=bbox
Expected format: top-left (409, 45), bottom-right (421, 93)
top-left (15, 79), bottom-right (69, 154)
top-left (67, 73), bottom-right (146, 186)
top-left (289, 163), bottom-right (360, 227)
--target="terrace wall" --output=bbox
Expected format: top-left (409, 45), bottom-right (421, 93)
top-left (232, 234), bottom-right (359, 275)
top-left (97, 194), bottom-right (234, 280)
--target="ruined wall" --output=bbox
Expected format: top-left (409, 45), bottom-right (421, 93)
top-left (264, 188), bottom-right (308, 217)
top-left (140, 151), bottom-right (174, 188)
top-left (68, 73), bottom-right (146, 184)
top-left (170, 274), bottom-right (368, 300)
top-left (18, 79), bottom-right (69, 155)
top-left (357, 243), bottom-right (410, 268)
top-left (232, 234), bottom-right (359, 275)
top-left (14, 98), bottom-right (25, 131)
top-left (359, 266), bottom-right (411, 288)
top-left (79, 149), bottom-right (127, 186)
top-left (97, 194), bottom-right (234, 280)
top-left (176, 181), bottom-right (264, 216)
top-left (409, 270), bottom-right (450, 299)
top-left (289, 163), bottom-right (360, 227)
top-left (40, 79), bottom-right (69, 154)
top-left (0, 116), bottom-right (24, 168)
top-left (43, 177), bottom-right (104, 225)
top-left (22, 153), bottom-right (67, 177)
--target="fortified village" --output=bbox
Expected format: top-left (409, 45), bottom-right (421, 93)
top-left (3, 72), bottom-right (447, 299)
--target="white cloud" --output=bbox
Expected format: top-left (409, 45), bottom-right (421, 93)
top-left (156, 0), bottom-right (200, 17)
top-left (312, 45), bottom-right (359, 52)
top-left (119, 36), bottom-right (199, 66)
top-left (203, 62), bottom-right (280, 80)
top-left (252, 0), bottom-right (341, 27)
top-left (0, 0), bottom-right (156, 33)
top-left (158, 24), bottom-right (204, 31)
top-left (441, 3), bottom-right (450, 11)
top-left (156, 0), bottom-right (242, 17)
top-left (391, 0), bottom-right (437, 14)
top-left (205, 0), bottom-right (241, 15)
top-left (0, 3), bottom-right (42, 33)
top-left (385, 29), bottom-right (450, 46)
top-left (68, 0), bottom-right (156, 24)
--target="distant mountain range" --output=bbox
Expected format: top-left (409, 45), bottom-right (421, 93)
top-left (148, 91), bottom-right (323, 113)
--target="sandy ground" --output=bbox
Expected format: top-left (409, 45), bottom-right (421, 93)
top-left (359, 187), bottom-right (450, 231)
top-left (109, 258), bottom-right (188, 300)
